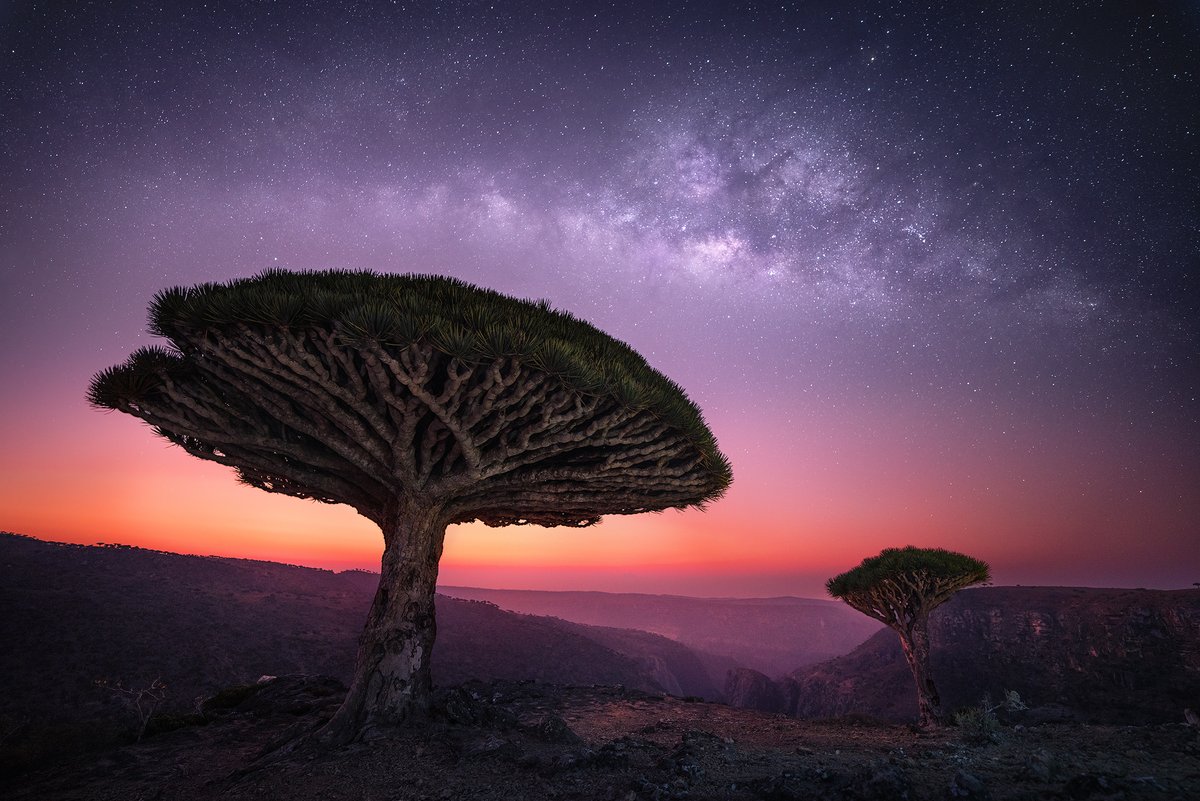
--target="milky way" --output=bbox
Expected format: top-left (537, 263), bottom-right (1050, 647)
top-left (1, 1), bottom-right (1197, 594)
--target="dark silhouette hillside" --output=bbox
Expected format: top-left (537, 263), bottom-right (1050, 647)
top-left (4, 533), bottom-right (1200, 801)
top-left (0, 532), bottom-right (725, 737)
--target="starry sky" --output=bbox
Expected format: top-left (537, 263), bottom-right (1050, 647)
top-left (1, 1), bottom-right (1197, 597)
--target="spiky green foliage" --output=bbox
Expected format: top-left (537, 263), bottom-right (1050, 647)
top-left (89, 269), bottom-right (731, 527)
top-left (129, 269), bottom-right (724, 468)
top-left (826, 546), bottom-right (990, 628)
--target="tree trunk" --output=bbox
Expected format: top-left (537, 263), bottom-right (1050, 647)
top-left (897, 618), bottom-right (942, 729)
top-left (320, 497), bottom-right (447, 744)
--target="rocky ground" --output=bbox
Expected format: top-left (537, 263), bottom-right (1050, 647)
top-left (5, 677), bottom-right (1199, 801)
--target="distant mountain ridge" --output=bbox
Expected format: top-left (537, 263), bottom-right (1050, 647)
top-left (439, 585), bottom-right (883, 677)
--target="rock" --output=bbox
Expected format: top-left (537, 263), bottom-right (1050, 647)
top-left (462, 734), bottom-right (513, 758)
top-left (750, 773), bottom-right (807, 801)
top-left (854, 763), bottom-right (911, 800)
top-left (633, 775), bottom-right (687, 800)
top-left (542, 748), bottom-right (595, 775)
top-left (1064, 773), bottom-right (1125, 800)
top-left (437, 686), bottom-right (518, 728)
top-left (949, 769), bottom-right (988, 799)
top-left (724, 668), bottom-right (785, 714)
top-left (531, 714), bottom-right (583, 745)
top-left (215, 674), bottom-right (345, 720)
top-left (592, 740), bottom-right (634, 769)
top-left (1023, 748), bottom-right (1056, 781)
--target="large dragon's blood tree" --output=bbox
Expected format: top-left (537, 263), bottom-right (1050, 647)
top-left (826, 546), bottom-right (990, 729)
top-left (89, 269), bottom-right (732, 742)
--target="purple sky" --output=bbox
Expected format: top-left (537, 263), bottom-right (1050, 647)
top-left (1, 1), bottom-right (1197, 596)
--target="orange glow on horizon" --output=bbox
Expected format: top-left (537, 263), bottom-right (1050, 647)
top-left (3, 377), bottom-right (1198, 597)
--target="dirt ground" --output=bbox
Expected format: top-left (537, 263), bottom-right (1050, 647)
top-left (6, 677), bottom-right (1199, 801)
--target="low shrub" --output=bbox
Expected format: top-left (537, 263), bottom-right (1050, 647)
top-left (954, 690), bottom-right (1027, 745)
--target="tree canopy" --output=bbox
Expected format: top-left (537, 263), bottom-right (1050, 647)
top-left (826, 545), bottom-right (990, 629)
top-left (89, 269), bottom-right (732, 528)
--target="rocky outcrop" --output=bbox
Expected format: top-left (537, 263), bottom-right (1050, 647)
top-left (776, 586), bottom-right (1200, 724)
top-left (724, 667), bottom-right (785, 713)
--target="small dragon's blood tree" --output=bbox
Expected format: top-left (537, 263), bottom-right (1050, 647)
top-left (827, 546), bottom-right (990, 728)
top-left (90, 270), bottom-right (732, 743)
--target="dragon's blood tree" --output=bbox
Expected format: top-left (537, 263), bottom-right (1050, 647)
top-left (826, 546), bottom-right (990, 728)
top-left (90, 269), bottom-right (732, 742)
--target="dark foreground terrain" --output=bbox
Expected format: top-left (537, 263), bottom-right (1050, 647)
top-left (6, 676), bottom-right (1199, 801)
top-left (5, 532), bottom-right (1199, 798)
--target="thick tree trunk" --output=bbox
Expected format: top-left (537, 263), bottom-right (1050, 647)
top-left (320, 497), bottom-right (447, 744)
top-left (897, 619), bottom-right (942, 729)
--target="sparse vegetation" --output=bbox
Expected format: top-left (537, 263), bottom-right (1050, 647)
top-left (954, 690), bottom-right (1028, 745)
top-left (826, 546), bottom-right (990, 728)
